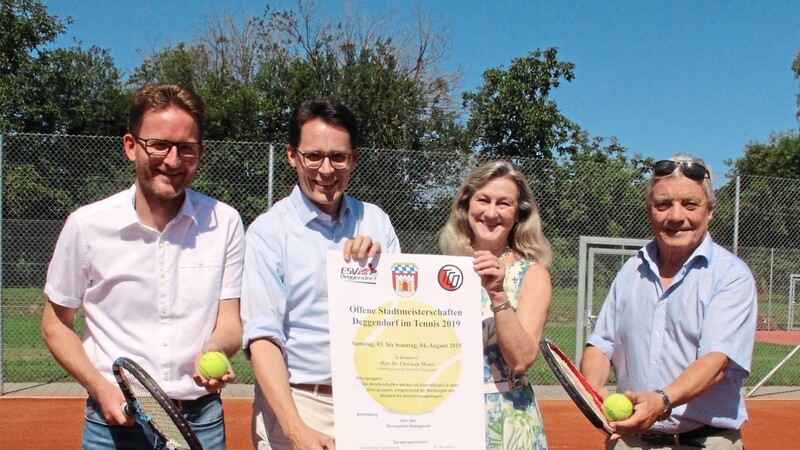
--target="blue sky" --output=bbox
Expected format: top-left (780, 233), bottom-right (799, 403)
top-left (46, 1), bottom-right (800, 187)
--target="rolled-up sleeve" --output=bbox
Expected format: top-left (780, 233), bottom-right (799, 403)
top-left (220, 212), bottom-right (245, 301)
top-left (241, 217), bottom-right (288, 357)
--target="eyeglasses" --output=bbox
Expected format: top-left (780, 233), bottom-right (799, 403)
top-left (133, 136), bottom-right (203, 160)
top-left (294, 148), bottom-right (353, 169)
top-left (653, 160), bottom-right (710, 181)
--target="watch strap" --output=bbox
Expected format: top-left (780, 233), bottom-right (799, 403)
top-left (655, 389), bottom-right (672, 420)
top-left (490, 300), bottom-right (512, 313)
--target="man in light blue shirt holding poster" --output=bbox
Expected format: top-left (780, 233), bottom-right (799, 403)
top-left (581, 155), bottom-right (757, 449)
top-left (241, 99), bottom-right (401, 450)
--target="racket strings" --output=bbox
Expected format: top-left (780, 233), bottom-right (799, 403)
top-left (541, 340), bottom-right (614, 435)
top-left (122, 368), bottom-right (192, 449)
top-left (555, 356), bottom-right (607, 419)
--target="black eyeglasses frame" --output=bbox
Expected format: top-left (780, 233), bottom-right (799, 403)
top-left (293, 148), bottom-right (353, 170)
top-left (132, 135), bottom-right (203, 160)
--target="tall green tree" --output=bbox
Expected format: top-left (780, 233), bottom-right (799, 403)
top-left (0, 0), bottom-right (126, 134)
top-left (462, 48), bottom-right (579, 159)
top-left (131, 2), bottom-right (464, 146)
top-left (714, 131), bottom-right (800, 251)
top-left (32, 45), bottom-right (128, 135)
top-left (1, 0), bottom-right (129, 227)
top-left (129, 1), bottom-right (468, 230)
top-left (727, 131), bottom-right (800, 179)
top-left (545, 132), bottom-right (653, 239)
top-left (1, 0), bottom-right (65, 132)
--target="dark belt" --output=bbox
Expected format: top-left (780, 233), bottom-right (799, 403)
top-left (640, 425), bottom-right (730, 447)
top-left (170, 392), bottom-right (220, 412)
top-left (290, 383), bottom-right (333, 395)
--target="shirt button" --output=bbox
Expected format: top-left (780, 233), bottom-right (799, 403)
top-left (162, 341), bottom-right (168, 347)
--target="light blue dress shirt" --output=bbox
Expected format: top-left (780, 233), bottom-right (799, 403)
top-left (587, 233), bottom-right (757, 433)
top-left (241, 186), bottom-right (401, 383)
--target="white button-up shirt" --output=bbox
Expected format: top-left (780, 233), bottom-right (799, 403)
top-left (45, 185), bottom-right (245, 399)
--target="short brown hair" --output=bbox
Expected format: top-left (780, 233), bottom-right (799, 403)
top-left (128, 83), bottom-right (205, 138)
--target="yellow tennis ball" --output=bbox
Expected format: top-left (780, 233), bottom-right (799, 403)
top-left (603, 393), bottom-right (634, 421)
top-left (198, 351), bottom-right (229, 379)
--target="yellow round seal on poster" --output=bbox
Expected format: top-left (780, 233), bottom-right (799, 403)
top-left (353, 300), bottom-right (461, 414)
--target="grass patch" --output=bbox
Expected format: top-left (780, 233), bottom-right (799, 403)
top-left (747, 342), bottom-right (800, 385)
top-left (3, 287), bottom-right (798, 386)
top-left (1, 301), bottom-right (85, 382)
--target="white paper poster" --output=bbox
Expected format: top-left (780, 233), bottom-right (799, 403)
top-left (327, 251), bottom-right (485, 449)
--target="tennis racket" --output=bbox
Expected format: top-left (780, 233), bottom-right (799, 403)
top-left (112, 357), bottom-right (204, 450)
top-left (539, 339), bottom-right (613, 435)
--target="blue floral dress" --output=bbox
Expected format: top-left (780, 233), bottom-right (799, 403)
top-left (483, 257), bottom-right (548, 449)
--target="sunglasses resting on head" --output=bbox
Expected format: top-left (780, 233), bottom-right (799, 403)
top-left (653, 160), bottom-right (710, 181)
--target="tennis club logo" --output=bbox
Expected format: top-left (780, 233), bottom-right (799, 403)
top-left (391, 262), bottom-right (418, 297)
top-left (339, 262), bottom-right (378, 284)
top-left (438, 265), bottom-right (463, 291)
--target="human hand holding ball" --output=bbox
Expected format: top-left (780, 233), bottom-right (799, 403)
top-left (603, 392), bottom-right (634, 421)
top-left (195, 351), bottom-right (232, 392)
top-left (199, 351), bottom-right (230, 379)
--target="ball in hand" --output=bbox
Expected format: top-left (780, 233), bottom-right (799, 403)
top-left (198, 351), bottom-right (229, 379)
top-left (603, 393), bottom-right (633, 421)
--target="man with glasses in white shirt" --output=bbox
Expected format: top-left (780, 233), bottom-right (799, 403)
top-left (242, 99), bottom-right (401, 450)
top-left (42, 83), bottom-right (245, 449)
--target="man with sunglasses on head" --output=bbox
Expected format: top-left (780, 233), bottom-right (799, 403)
top-left (241, 99), bottom-right (400, 450)
top-left (580, 155), bottom-right (757, 449)
top-left (41, 83), bottom-right (245, 449)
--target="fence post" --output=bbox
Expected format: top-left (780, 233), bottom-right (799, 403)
top-left (768, 249), bottom-right (774, 330)
top-left (576, 237), bottom-right (588, 361)
top-left (0, 134), bottom-right (5, 392)
top-left (268, 143), bottom-right (274, 209)
top-left (733, 175), bottom-right (740, 255)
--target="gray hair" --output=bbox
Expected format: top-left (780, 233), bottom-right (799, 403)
top-left (646, 154), bottom-right (716, 209)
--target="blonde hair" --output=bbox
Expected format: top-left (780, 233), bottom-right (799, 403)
top-left (439, 160), bottom-right (552, 268)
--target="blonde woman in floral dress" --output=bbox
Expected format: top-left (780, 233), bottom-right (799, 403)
top-left (440, 160), bottom-right (552, 449)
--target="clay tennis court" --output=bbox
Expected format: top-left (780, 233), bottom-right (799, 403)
top-left (755, 330), bottom-right (800, 346)
top-left (2, 393), bottom-right (799, 449)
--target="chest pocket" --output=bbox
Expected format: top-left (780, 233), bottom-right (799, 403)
top-left (177, 257), bottom-right (223, 306)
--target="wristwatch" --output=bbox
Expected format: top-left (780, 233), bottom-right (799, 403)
top-left (655, 389), bottom-right (672, 421)
top-left (490, 300), bottom-right (512, 313)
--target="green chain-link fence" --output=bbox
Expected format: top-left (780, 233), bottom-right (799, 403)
top-left (2, 133), bottom-right (798, 392)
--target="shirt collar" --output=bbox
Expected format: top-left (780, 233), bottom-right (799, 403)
top-left (641, 232), bottom-right (713, 270)
top-left (289, 185), bottom-right (351, 225)
top-left (120, 184), bottom-right (198, 230)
